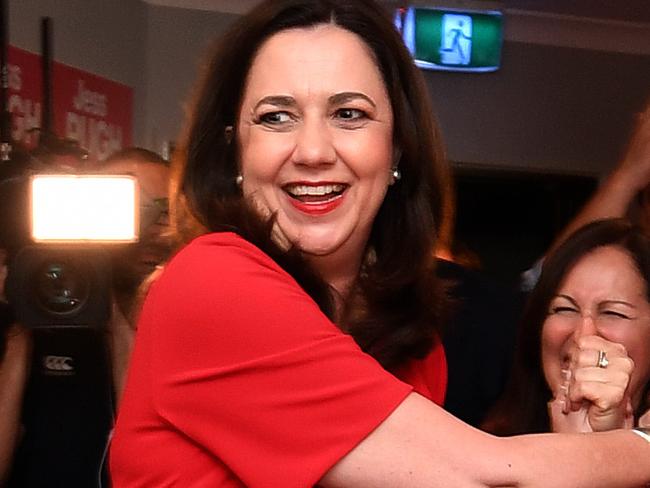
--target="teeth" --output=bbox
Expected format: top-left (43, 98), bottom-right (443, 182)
top-left (286, 184), bottom-right (344, 196)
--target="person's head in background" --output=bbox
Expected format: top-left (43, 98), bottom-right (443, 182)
top-left (172, 0), bottom-right (451, 368)
top-left (30, 134), bottom-right (92, 171)
top-left (486, 218), bottom-right (650, 435)
top-left (102, 147), bottom-right (171, 295)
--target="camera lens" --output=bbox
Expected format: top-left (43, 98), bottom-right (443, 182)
top-left (32, 260), bottom-right (90, 316)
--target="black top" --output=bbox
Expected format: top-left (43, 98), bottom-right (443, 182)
top-left (7, 328), bottom-right (114, 488)
top-left (438, 259), bottom-right (524, 427)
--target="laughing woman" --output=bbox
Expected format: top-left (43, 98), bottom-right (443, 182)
top-left (484, 218), bottom-right (650, 436)
top-left (110, 1), bottom-right (650, 486)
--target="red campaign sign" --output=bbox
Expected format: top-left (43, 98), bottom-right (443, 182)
top-left (6, 45), bottom-right (133, 160)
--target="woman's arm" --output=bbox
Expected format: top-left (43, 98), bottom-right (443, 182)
top-left (322, 393), bottom-right (650, 488)
top-left (0, 324), bottom-right (30, 485)
top-left (547, 102), bottom-right (650, 256)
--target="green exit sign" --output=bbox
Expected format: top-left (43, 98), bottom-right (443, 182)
top-left (395, 7), bottom-right (503, 72)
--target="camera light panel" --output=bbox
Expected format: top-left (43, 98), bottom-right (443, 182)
top-left (31, 175), bottom-right (138, 242)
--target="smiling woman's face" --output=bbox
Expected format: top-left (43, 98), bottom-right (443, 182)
top-left (541, 245), bottom-right (650, 408)
top-left (236, 24), bottom-right (394, 272)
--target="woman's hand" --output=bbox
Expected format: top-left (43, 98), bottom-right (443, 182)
top-left (549, 335), bottom-right (634, 433)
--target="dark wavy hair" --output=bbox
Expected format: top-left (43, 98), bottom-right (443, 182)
top-left (484, 218), bottom-right (650, 435)
top-left (172, 0), bottom-right (449, 369)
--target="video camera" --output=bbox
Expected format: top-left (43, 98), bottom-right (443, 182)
top-left (1, 149), bottom-right (139, 330)
top-left (0, 9), bottom-right (141, 486)
top-left (0, 138), bottom-right (141, 487)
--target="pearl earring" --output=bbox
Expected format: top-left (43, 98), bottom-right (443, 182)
top-left (235, 175), bottom-right (244, 186)
top-left (390, 167), bottom-right (401, 184)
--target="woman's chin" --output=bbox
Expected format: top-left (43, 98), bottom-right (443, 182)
top-left (297, 240), bottom-right (343, 257)
top-left (281, 223), bottom-right (351, 255)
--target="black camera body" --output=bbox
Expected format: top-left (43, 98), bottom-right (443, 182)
top-left (6, 244), bottom-right (111, 329)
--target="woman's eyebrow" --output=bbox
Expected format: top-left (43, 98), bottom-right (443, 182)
top-left (554, 294), bottom-right (578, 306)
top-left (599, 299), bottom-right (636, 309)
top-left (329, 91), bottom-right (376, 108)
top-left (254, 95), bottom-right (296, 110)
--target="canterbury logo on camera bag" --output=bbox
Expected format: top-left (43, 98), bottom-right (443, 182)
top-left (43, 355), bottom-right (75, 372)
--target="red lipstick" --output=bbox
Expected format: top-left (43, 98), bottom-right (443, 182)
top-left (284, 182), bottom-right (347, 216)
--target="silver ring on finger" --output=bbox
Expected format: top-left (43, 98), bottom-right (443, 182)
top-left (596, 350), bottom-right (609, 369)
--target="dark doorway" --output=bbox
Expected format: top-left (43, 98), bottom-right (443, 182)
top-left (453, 167), bottom-right (598, 288)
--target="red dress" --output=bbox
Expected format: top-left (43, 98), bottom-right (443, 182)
top-left (110, 233), bottom-right (446, 487)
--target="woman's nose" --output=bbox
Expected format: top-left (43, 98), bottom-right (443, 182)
top-left (573, 314), bottom-right (599, 338)
top-left (290, 118), bottom-right (336, 167)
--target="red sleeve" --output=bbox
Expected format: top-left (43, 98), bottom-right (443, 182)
top-left (144, 233), bottom-right (412, 487)
top-left (393, 340), bottom-right (447, 406)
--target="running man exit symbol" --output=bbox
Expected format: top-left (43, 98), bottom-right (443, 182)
top-left (440, 14), bottom-right (472, 65)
